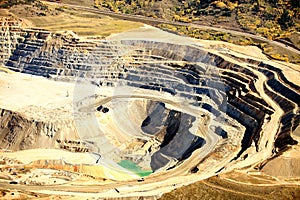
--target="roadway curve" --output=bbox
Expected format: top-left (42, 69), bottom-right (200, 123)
top-left (0, 102), bottom-right (225, 199)
top-left (2, 90), bottom-right (229, 198)
top-left (43, 1), bottom-right (300, 55)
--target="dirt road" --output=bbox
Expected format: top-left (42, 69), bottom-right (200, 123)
top-left (43, 1), bottom-right (300, 55)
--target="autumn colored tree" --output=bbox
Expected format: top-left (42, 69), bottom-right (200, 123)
top-left (278, 10), bottom-right (294, 30)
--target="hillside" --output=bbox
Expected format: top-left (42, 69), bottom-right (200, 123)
top-left (2, 0), bottom-right (299, 40)
top-left (0, 1), bottom-right (299, 199)
top-left (94, 0), bottom-right (300, 62)
top-left (0, 0), bottom-right (35, 8)
top-left (160, 172), bottom-right (300, 200)
top-left (94, 0), bottom-right (299, 34)
top-left (1, 0), bottom-right (299, 62)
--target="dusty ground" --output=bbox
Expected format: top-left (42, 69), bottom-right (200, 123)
top-left (8, 3), bottom-right (142, 37)
top-left (160, 172), bottom-right (300, 200)
top-left (0, 15), bottom-right (299, 199)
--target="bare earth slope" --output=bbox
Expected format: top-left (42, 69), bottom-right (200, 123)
top-left (0, 15), bottom-right (299, 199)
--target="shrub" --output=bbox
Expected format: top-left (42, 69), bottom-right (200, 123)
top-left (38, 12), bottom-right (46, 16)
top-left (55, 7), bottom-right (64, 12)
top-left (278, 10), bottom-right (294, 30)
top-left (270, 54), bottom-right (289, 62)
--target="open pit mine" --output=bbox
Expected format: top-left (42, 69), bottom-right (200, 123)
top-left (0, 17), bottom-right (299, 199)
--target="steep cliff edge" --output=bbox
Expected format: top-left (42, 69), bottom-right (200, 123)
top-left (0, 16), bottom-right (299, 199)
top-left (0, 108), bottom-right (79, 151)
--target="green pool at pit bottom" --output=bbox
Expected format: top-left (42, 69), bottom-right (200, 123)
top-left (118, 160), bottom-right (153, 177)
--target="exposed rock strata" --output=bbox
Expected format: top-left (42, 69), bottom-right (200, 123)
top-left (0, 17), bottom-right (299, 196)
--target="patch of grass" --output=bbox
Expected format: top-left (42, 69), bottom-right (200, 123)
top-left (160, 174), bottom-right (300, 200)
top-left (159, 24), bottom-right (235, 42)
top-left (157, 23), bottom-right (300, 63)
top-left (60, 0), bottom-right (94, 7)
top-left (159, 23), bottom-right (255, 46)
top-left (0, 0), bottom-right (36, 9)
top-left (261, 43), bottom-right (300, 63)
top-left (269, 54), bottom-right (289, 62)
top-left (25, 7), bottom-right (142, 37)
top-left (93, 0), bottom-right (299, 53)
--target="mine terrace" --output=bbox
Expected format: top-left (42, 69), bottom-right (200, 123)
top-left (0, 6), bottom-right (299, 199)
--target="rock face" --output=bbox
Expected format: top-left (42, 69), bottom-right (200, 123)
top-left (0, 16), bottom-right (299, 183)
top-left (0, 108), bottom-right (80, 151)
top-left (140, 102), bottom-right (205, 171)
top-left (0, 17), bottom-right (26, 66)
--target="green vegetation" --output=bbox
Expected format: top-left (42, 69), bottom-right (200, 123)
top-left (94, 0), bottom-right (233, 20)
top-left (3, 0), bottom-right (298, 62)
top-left (278, 10), bottom-right (294, 30)
top-left (94, 0), bottom-right (299, 34)
top-left (0, 0), bottom-right (36, 8)
top-left (118, 160), bottom-right (152, 177)
top-left (236, 0), bottom-right (299, 39)
top-left (95, 0), bottom-right (299, 62)
top-left (158, 24), bottom-right (253, 44)
top-left (158, 23), bottom-right (300, 63)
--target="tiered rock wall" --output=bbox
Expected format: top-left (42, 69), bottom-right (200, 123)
top-left (0, 17), bottom-right (299, 166)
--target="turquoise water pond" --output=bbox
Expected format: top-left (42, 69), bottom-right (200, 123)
top-left (118, 160), bottom-right (152, 177)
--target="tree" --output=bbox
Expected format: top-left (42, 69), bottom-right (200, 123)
top-left (266, 0), bottom-right (279, 5)
top-left (278, 10), bottom-right (294, 30)
top-left (290, 0), bottom-right (300, 8)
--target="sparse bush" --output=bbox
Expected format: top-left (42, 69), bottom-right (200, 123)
top-left (0, 0), bottom-right (36, 8)
top-left (278, 10), bottom-right (294, 30)
top-left (256, 27), bottom-right (269, 35)
top-left (55, 7), bottom-right (64, 12)
top-left (24, 0), bottom-right (35, 4)
top-left (93, 0), bottom-right (298, 50)
top-left (290, 0), bottom-right (300, 8)
top-left (38, 12), bottom-right (46, 16)
top-left (270, 54), bottom-right (289, 62)
top-left (266, 0), bottom-right (279, 5)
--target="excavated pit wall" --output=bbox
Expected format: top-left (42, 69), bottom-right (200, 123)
top-left (0, 17), bottom-right (299, 163)
top-left (0, 108), bottom-right (81, 151)
top-left (0, 17), bottom-right (26, 66)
